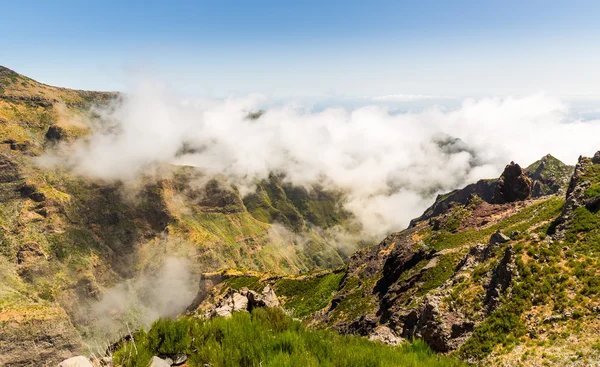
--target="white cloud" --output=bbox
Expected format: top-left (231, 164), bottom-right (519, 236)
top-left (368, 94), bottom-right (451, 102)
top-left (42, 84), bottom-right (600, 238)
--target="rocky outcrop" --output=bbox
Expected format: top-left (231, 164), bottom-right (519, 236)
top-left (45, 125), bottom-right (67, 142)
top-left (485, 246), bottom-right (515, 311)
top-left (489, 230), bottom-right (510, 245)
top-left (368, 325), bottom-right (403, 346)
top-left (0, 154), bottom-right (20, 184)
top-left (207, 286), bottom-right (281, 318)
top-left (554, 151), bottom-right (600, 235)
top-left (493, 162), bottom-right (532, 204)
top-left (410, 179), bottom-right (497, 226)
top-left (402, 295), bottom-right (474, 352)
top-left (0, 309), bottom-right (83, 367)
top-left (527, 154), bottom-right (574, 197)
top-left (412, 156), bottom-right (571, 226)
top-left (16, 242), bottom-right (46, 264)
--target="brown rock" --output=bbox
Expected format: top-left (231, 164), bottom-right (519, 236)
top-left (493, 162), bottom-right (532, 204)
top-left (17, 242), bottom-right (45, 265)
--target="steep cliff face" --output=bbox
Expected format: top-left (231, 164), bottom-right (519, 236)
top-left (200, 152), bottom-right (600, 367)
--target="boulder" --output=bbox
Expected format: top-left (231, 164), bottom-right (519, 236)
top-left (489, 230), bottom-right (510, 245)
top-left (171, 353), bottom-right (187, 365)
top-left (58, 356), bottom-right (94, 367)
top-left (148, 356), bottom-right (171, 367)
top-left (368, 325), bottom-right (403, 346)
top-left (593, 151), bottom-right (600, 164)
top-left (232, 292), bottom-right (249, 311)
top-left (249, 285), bottom-right (280, 308)
top-left (214, 303), bottom-right (234, 318)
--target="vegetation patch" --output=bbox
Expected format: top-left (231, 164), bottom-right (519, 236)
top-left (273, 271), bottom-right (345, 318)
top-left (114, 308), bottom-right (466, 367)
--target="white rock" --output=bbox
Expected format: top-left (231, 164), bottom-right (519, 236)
top-left (368, 326), bottom-right (403, 346)
top-left (232, 292), bottom-right (249, 311)
top-left (148, 356), bottom-right (171, 367)
top-left (58, 356), bottom-right (94, 367)
top-left (214, 303), bottom-right (233, 317)
top-left (261, 285), bottom-right (280, 308)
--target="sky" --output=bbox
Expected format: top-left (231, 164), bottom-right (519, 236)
top-left (2, 0), bottom-right (600, 99)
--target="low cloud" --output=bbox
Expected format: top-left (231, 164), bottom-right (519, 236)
top-left (42, 83), bottom-right (600, 238)
top-left (80, 257), bottom-right (197, 344)
top-left (368, 94), bottom-right (451, 102)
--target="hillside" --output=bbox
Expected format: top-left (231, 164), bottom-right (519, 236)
top-left (191, 153), bottom-right (600, 366)
top-left (0, 66), bottom-right (354, 366)
top-left (4, 66), bottom-right (600, 367)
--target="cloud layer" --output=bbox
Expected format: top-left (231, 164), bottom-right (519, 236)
top-left (45, 84), bottom-right (600, 237)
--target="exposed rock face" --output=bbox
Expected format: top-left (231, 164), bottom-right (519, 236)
top-left (208, 286), bottom-right (281, 318)
top-left (368, 325), bottom-right (403, 346)
top-left (0, 154), bottom-right (20, 184)
top-left (410, 180), bottom-right (497, 226)
top-left (554, 151), bottom-right (600, 235)
top-left (16, 242), bottom-right (46, 264)
top-left (402, 295), bottom-right (474, 353)
top-left (493, 162), bottom-right (533, 204)
top-left (526, 154), bottom-right (574, 197)
top-left (45, 125), bottom-right (66, 142)
top-left (0, 309), bottom-right (83, 367)
top-left (374, 227), bottom-right (431, 298)
top-left (485, 247), bottom-right (515, 311)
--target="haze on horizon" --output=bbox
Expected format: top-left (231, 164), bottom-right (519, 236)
top-left (3, 0), bottom-right (600, 100)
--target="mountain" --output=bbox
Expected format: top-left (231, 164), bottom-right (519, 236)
top-left (188, 152), bottom-right (600, 366)
top-left (4, 66), bottom-right (600, 367)
top-left (0, 66), bottom-right (354, 366)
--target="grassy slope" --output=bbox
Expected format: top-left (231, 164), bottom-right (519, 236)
top-left (215, 178), bottom-right (600, 366)
top-left (113, 308), bottom-right (466, 367)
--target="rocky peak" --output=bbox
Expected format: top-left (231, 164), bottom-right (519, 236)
top-left (412, 155), bottom-right (572, 227)
top-left (554, 151), bottom-right (600, 233)
top-left (493, 162), bottom-right (532, 204)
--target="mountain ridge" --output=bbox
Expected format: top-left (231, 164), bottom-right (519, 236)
top-left (189, 151), bottom-right (600, 366)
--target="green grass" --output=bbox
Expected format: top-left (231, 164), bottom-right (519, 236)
top-left (273, 272), bottom-right (345, 318)
top-left (565, 206), bottom-right (600, 255)
top-left (417, 252), bottom-right (465, 296)
top-left (113, 308), bottom-right (467, 367)
top-left (242, 174), bottom-right (349, 232)
top-left (584, 183), bottom-right (600, 198)
top-left (223, 276), bottom-right (263, 292)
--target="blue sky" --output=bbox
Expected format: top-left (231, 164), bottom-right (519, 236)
top-left (2, 0), bottom-right (600, 98)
